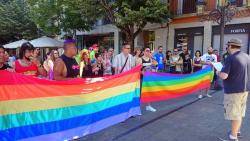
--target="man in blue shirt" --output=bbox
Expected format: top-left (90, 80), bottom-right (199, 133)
top-left (217, 38), bottom-right (250, 141)
top-left (153, 46), bottom-right (165, 72)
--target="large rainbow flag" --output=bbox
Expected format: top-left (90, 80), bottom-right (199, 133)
top-left (0, 66), bottom-right (141, 141)
top-left (141, 66), bottom-right (214, 103)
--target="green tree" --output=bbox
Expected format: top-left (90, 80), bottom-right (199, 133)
top-left (99, 0), bottom-right (169, 49)
top-left (27, 0), bottom-right (102, 36)
top-left (0, 0), bottom-right (38, 44)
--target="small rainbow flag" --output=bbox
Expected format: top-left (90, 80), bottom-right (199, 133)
top-left (0, 66), bottom-right (141, 141)
top-left (141, 67), bottom-right (214, 103)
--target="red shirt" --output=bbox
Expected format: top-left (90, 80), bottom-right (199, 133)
top-left (15, 60), bottom-right (38, 76)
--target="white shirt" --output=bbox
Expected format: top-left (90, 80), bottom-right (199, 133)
top-left (113, 53), bottom-right (135, 74)
top-left (201, 53), bottom-right (217, 69)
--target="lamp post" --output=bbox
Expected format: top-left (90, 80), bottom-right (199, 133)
top-left (199, 0), bottom-right (237, 60)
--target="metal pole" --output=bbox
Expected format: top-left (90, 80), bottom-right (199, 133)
top-left (219, 7), bottom-right (225, 61)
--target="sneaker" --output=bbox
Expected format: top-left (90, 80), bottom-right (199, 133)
top-left (146, 105), bottom-right (157, 112)
top-left (198, 95), bottom-right (203, 99)
top-left (237, 132), bottom-right (242, 138)
top-left (207, 94), bottom-right (212, 98)
top-left (218, 134), bottom-right (239, 141)
top-left (228, 131), bottom-right (243, 139)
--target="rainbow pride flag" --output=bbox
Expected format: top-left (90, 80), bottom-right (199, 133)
top-left (0, 66), bottom-right (141, 141)
top-left (141, 66), bottom-right (214, 103)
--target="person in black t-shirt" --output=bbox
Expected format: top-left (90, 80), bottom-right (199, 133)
top-left (92, 53), bottom-right (104, 77)
top-left (54, 39), bottom-right (79, 80)
top-left (217, 38), bottom-right (250, 141)
top-left (179, 45), bottom-right (192, 74)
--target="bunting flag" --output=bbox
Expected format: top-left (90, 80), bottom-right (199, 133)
top-left (141, 66), bottom-right (214, 103)
top-left (0, 66), bottom-right (141, 141)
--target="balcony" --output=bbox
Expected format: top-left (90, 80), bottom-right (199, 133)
top-left (171, 0), bottom-right (248, 18)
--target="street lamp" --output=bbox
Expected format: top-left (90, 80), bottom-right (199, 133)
top-left (199, 0), bottom-right (237, 60)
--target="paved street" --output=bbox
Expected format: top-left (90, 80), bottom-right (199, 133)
top-left (80, 90), bottom-right (250, 141)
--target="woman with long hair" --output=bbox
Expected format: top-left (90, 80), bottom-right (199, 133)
top-left (80, 52), bottom-right (93, 78)
top-left (134, 47), bottom-right (142, 66)
top-left (13, 42), bottom-right (46, 77)
top-left (103, 49), bottom-right (113, 76)
top-left (43, 50), bottom-right (59, 79)
top-left (193, 50), bottom-right (202, 73)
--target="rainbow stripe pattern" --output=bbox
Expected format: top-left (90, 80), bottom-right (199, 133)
top-left (0, 66), bottom-right (141, 141)
top-left (141, 66), bottom-right (214, 103)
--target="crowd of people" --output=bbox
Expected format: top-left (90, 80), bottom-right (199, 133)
top-left (0, 37), bottom-right (249, 141)
top-left (0, 38), bottom-right (225, 91)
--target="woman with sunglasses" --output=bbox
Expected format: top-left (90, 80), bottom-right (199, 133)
top-left (170, 48), bottom-right (183, 74)
top-left (141, 47), bottom-right (157, 112)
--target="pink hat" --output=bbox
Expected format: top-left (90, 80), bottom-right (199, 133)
top-left (92, 44), bottom-right (99, 49)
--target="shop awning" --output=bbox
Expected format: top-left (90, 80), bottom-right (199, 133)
top-left (3, 39), bottom-right (28, 49)
top-left (30, 36), bottom-right (63, 48)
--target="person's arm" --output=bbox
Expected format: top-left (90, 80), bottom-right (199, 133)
top-left (137, 58), bottom-right (142, 65)
top-left (201, 55), bottom-right (208, 65)
top-left (214, 54), bottom-right (218, 63)
top-left (131, 56), bottom-right (136, 68)
top-left (217, 57), bottom-right (231, 80)
top-left (217, 71), bottom-right (228, 80)
top-left (170, 57), bottom-right (176, 65)
top-left (37, 64), bottom-right (47, 77)
top-left (112, 55), bottom-right (119, 74)
top-left (12, 61), bottom-right (15, 71)
top-left (43, 60), bottom-right (49, 72)
top-left (53, 58), bottom-right (69, 80)
top-left (79, 61), bottom-right (85, 78)
top-left (5, 62), bottom-right (15, 72)
top-left (176, 57), bottom-right (183, 65)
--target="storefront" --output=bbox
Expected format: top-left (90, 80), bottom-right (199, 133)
top-left (77, 32), bottom-right (114, 52)
top-left (212, 23), bottom-right (250, 54)
top-left (143, 30), bottom-right (156, 51)
top-left (174, 27), bottom-right (204, 56)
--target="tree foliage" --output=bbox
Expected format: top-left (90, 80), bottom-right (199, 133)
top-left (27, 0), bottom-right (102, 36)
top-left (99, 0), bottom-right (169, 49)
top-left (0, 0), bottom-right (38, 44)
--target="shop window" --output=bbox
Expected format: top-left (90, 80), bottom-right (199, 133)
top-left (143, 31), bottom-right (155, 51)
top-left (228, 0), bottom-right (243, 6)
top-left (176, 35), bottom-right (188, 51)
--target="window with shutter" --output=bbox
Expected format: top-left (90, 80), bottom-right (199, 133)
top-left (183, 0), bottom-right (196, 14)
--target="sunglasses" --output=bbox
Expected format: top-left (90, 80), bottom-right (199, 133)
top-left (125, 48), bottom-right (131, 50)
top-left (145, 50), bottom-right (151, 52)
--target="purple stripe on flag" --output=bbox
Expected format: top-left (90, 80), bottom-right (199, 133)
top-left (20, 107), bottom-right (141, 141)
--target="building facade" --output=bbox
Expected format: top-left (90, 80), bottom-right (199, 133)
top-left (168, 0), bottom-right (250, 55)
top-left (76, 0), bottom-right (250, 55)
